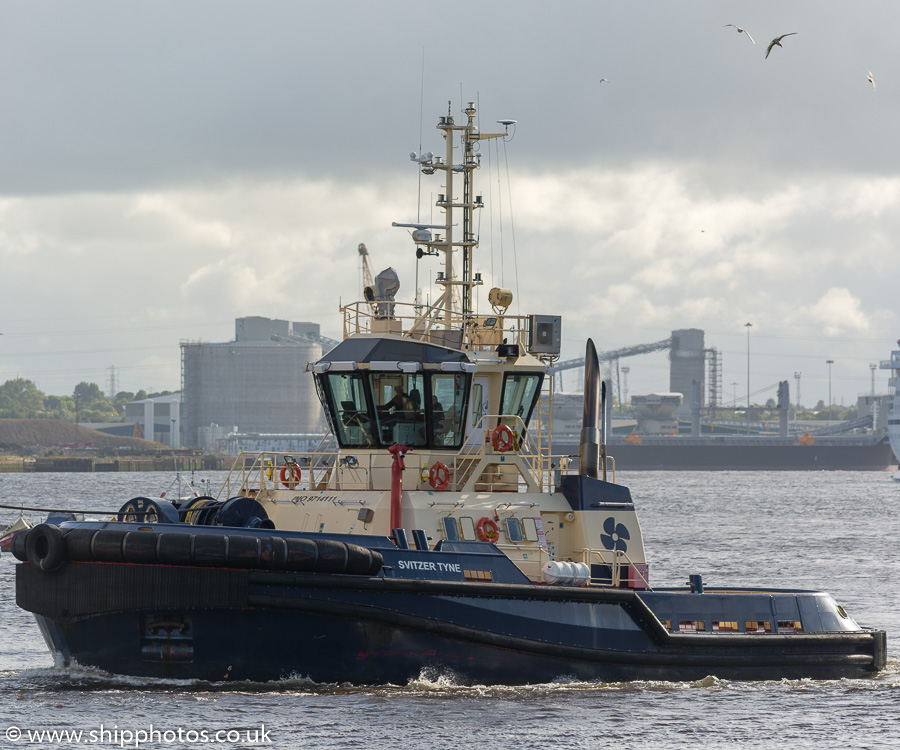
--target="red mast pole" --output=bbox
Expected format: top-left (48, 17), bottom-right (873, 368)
top-left (388, 443), bottom-right (411, 531)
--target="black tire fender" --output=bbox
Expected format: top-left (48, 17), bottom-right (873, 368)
top-left (25, 523), bottom-right (66, 571)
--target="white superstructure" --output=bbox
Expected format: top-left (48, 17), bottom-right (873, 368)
top-left (879, 340), bottom-right (900, 477)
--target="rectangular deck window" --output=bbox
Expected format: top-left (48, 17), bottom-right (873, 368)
top-left (505, 517), bottom-right (524, 542)
top-left (463, 569), bottom-right (493, 582)
top-left (459, 516), bottom-right (477, 541)
top-left (745, 620), bottom-right (772, 633)
top-left (712, 621), bottom-right (739, 632)
top-left (678, 620), bottom-right (706, 632)
top-left (777, 620), bottom-right (804, 633)
top-left (521, 517), bottom-right (539, 542)
top-left (442, 517), bottom-right (460, 541)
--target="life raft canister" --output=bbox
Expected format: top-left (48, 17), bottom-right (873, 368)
top-left (476, 516), bottom-right (500, 543)
top-left (492, 423), bottom-right (514, 452)
top-left (280, 461), bottom-right (302, 489)
top-left (428, 461), bottom-right (450, 490)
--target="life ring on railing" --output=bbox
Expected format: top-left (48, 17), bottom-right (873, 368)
top-left (280, 463), bottom-right (302, 489)
top-left (428, 461), bottom-right (450, 490)
top-left (476, 517), bottom-right (499, 544)
top-left (492, 423), bottom-right (514, 452)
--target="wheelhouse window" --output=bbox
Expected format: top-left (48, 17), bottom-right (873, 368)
top-left (317, 368), bottom-right (469, 450)
top-left (430, 373), bottom-right (468, 449)
top-left (320, 372), bottom-right (373, 448)
top-left (499, 372), bottom-right (543, 438)
top-left (370, 372), bottom-right (427, 447)
top-left (470, 382), bottom-right (485, 431)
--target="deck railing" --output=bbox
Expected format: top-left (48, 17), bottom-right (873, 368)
top-left (580, 547), bottom-right (652, 590)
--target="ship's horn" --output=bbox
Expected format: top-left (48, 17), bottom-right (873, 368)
top-left (580, 338), bottom-right (601, 479)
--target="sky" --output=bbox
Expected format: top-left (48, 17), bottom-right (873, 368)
top-left (1, 1), bottom-right (898, 410)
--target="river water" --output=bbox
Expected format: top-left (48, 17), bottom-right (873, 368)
top-left (1, 470), bottom-right (898, 749)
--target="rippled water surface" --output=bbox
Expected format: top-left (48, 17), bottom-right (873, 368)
top-left (1, 470), bottom-right (898, 749)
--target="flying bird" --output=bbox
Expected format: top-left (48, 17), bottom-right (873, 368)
top-left (599, 78), bottom-right (609, 83)
top-left (867, 71), bottom-right (876, 91)
top-left (724, 24), bottom-right (755, 44)
top-left (765, 33), bottom-right (797, 59)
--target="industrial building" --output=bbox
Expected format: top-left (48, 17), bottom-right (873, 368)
top-left (180, 317), bottom-right (331, 450)
top-left (550, 329), bottom-right (710, 417)
top-left (123, 394), bottom-right (182, 446)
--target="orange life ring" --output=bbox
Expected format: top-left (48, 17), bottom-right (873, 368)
top-left (428, 461), bottom-right (450, 490)
top-left (476, 516), bottom-right (499, 543)
top-left (492, 424), bottom-right (514, 452)
top-left (280, 463), bottom-right (302, 489)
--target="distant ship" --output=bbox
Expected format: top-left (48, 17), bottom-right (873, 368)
top-left (551, 389), bottom-right (897, 471)
top-left (880, 341), bottom-right (900, 480)
top-left (582, 434), bottom-right (896, 471)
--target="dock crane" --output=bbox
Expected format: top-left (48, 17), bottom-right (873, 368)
top-left (358, 243), bottom-right (377, 311)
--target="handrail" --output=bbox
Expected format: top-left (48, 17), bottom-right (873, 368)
top-left (340, 299), bottom-right (532, 354)
top-left (580, 547), bottom-right (652, 591)
top-left (221, 415), bottom-right (587, 497)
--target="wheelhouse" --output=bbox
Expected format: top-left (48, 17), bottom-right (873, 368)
top-left (312, 336), bottom-right (475, 450)
top-left (311, 336), bottom-right (545, 451)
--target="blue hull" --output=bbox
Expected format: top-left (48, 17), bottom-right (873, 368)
top-left (20, 561), bottom-right (885, 684)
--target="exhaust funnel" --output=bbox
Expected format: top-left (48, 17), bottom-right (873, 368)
top-left (580, 338), bottom-right (601, 479)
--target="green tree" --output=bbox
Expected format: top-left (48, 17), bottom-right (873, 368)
top-left (73, 382), bottom-right (106, 404)
top-left (0, 378), bottom-right (46, 418)
top-left (72, 382), bottom-right (120, 424)
top-left (43, 394), bottom-right (75, 420)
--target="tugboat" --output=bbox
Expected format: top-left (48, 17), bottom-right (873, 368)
top-left (15, 102), bottom-right (885, 684)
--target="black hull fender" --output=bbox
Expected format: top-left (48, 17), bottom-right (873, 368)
top-left (17, 524), bottom-right (382, 576)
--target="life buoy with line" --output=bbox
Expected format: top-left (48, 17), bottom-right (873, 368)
top-left (280, 463), bottom-right (302, 489)
top-left (492, 424), bottom-right (514, 452)
top-left (476, 516), bottom-right (499, 543)
top-left (428, 462), bottom-right (450, 490)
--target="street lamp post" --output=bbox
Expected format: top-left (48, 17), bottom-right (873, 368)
top-left (745, 322), bottom-right (752, 424)
top-left (826, 359), bottom-right (834, 419)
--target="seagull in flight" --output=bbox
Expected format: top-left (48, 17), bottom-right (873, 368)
top-left (765, 33), bottom-right (797, 59)
top-left (867, 71), bottom-right (876, 91)
top-left (599, 78), bottom-right (609, 84)
top-left (724, 24), bottom-right (755, 44)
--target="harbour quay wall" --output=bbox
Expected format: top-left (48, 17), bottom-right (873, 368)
top-left (0, 455), bottom-right (228, 473)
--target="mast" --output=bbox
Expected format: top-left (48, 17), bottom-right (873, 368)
top-left (395, 101), bottom-right (513, 328)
